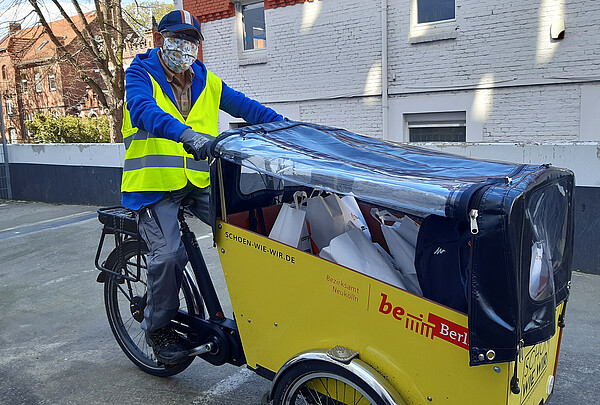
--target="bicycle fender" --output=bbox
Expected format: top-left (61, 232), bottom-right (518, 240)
top-left (269, 349), bottom-right (406, 405)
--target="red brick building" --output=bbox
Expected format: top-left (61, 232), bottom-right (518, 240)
top-left (0, 11), bottom-right (144, 143)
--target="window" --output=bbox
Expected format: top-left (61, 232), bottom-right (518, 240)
top-left (35, 72), bottom-right (42, 92)
top-left (9, 128), bottom-right (17, 144)
top-left (36, 40), bottom-right (48, 51)
top-left (409, 0), bottom-right (457, 43)
top-left (5, 99), bottom-right (13, 115)
top-left (242, 2), bottom-right (266, 51)
top-left (416, 0), bottom-right (455, 24)
top-left (1, 65), bottom-right (6, 80)
top-left (22, 79), bottom-right (28, 93)
top-left (236, 0), bottom-right (267, 64)
top-left (405, 112), bottom-right (466, 142)
top-left (48, 74), bottom-right (56, 91)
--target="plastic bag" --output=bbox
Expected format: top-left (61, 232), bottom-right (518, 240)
top-left (372, 209), bottom-right (422, 296)
top-left (328, 229), bottom-right (407, 289)
top-left (340, 195), bottom-right (371, 240)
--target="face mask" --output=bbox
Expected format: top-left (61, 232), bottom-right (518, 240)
top-left (160, 36), bottom-right (199, 74)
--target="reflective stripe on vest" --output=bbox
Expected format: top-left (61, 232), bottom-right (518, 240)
top-left (121, 69), bottom-right (222, 192)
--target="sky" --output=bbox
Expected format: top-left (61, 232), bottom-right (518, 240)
top-left (0, 0), bottom-right (172, 37)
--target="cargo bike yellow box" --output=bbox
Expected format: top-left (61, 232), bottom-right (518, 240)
top-left (210, 122), bottom-right (573, 405)
top-left (95, 121), bottom-right (574, 405)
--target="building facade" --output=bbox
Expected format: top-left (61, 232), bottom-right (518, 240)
top-left (186, 0), bottom-right (600, 144)
top-left (0, 12), bottom-right (144, 143)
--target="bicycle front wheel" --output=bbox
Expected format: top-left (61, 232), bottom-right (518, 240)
top-left (273, 360), bottom-right (388, 405)
top-left (103, 239), bottom-right (203, 377)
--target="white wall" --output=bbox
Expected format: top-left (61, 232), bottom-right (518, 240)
top-left (5, 142), bottom-right (600, 187)
top-left (386, 0), bottom-right (600, 142)
top-left (7, 143), bottom-right (124, 167)
top-left (202, 0), bottom-right (384, 137)
top-left (201, 0), bottom-right (600, 143)
top-left (419, 142), bottom-right (600, 187)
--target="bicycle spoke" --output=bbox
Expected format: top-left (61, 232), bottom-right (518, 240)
top-left (308, 380), bottom-right (322, 405)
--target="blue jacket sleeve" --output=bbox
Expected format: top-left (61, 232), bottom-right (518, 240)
top-left (219, 81), bottom-right (284, 124)
top-left (125, 64), bottom-right (189, 142)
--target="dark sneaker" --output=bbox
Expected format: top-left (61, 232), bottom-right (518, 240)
top-left (145, 325), bottom-right (190, 365)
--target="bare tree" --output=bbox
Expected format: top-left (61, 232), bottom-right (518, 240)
top-left (26, 0), bottom-right (127, 142)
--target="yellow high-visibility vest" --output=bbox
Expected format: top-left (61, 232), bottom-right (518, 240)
top-left (121, 69), bottom-right (221, 192)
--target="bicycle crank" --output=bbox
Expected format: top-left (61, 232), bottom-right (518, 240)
top-left (188, 341), bottom-right (216, 357)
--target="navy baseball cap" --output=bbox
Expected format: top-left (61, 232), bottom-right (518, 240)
top-left (158, 10), bottom-right (203, 41)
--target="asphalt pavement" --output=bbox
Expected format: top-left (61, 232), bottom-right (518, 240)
top-left (0, 200), bottom-right (598, 404)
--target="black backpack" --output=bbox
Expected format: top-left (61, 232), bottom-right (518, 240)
top-left (415, 215), bottom-right (471, 313)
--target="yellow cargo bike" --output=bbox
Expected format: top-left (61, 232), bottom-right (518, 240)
top-left (95, 121), bottom-right (574, 405)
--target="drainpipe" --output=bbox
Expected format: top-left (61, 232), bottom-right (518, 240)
top-left (381, 0), bottom-right (389, 140)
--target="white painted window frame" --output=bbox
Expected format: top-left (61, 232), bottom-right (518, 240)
top-left (235, 0), bottom-right (267, 65)
top-left (405, 111), bottom-right (466, 142)
top-left (389, 94), bottom-right (484, 142)
top-left (409, 0), bottom-right (458, 44)
top-left (5, 99), bottom-right (13, 115)
top-left (48, 74), bottom-right (56, 91)
top-left (35, 72), bottom-right (42, 93)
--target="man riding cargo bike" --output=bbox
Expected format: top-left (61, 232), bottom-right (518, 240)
top-left (119, 10), bottom-right (282, 365)
top-left (94, 9), bottom-right (575, 405)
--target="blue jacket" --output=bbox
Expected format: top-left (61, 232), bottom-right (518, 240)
top-left (122, 48), bottom-right (283, 209)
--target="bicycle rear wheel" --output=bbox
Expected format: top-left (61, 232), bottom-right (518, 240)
top-left (104, 239), bottom-right (203, 377)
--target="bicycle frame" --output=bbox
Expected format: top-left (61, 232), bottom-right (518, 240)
top-left (95, 203), bottom-right (246, 368)
top-left (174, 206), bottom-right (246, 367)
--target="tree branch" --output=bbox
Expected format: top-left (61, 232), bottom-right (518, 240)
top-left (46, 0), bottom-right (103, 61)
top-left (26, 0), bottom-right (107, 106)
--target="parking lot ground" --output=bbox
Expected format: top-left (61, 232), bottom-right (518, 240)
top-left (0, 200), bottom-right (598, 404)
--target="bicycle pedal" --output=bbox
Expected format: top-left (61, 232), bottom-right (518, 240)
top-left (188, 341), bottom-right (215, 356)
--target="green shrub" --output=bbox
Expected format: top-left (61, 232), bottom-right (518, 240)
top-left (27, 114), bottom-right (111, 143)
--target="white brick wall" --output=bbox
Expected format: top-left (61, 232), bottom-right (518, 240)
top-left (201, 0), bottom-right (600, 142)
top-left (387, 0), bottom-right (600, 142)
top-left (202, 0), bottom-right (383, 136)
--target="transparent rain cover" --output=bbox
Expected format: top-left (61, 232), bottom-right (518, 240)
top-left (214, 121), bottom-right (530, 218)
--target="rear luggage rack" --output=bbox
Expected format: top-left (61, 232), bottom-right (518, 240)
top-left (95, 206), bottom-right (144, 282)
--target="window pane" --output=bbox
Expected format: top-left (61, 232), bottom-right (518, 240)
top-left (49, 75), bottom-right (56, 91)
top-left (417, 0), bottom-right (455, 24)
top-left (242, 2), bottom-right (266, 51)
top-left (409, 126), bottom-right (465, 142)
top-left (35, 73), bottom-right (42, 92)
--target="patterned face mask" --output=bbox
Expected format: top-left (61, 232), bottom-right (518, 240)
top-left (160, 36), bottom-right (199, 74)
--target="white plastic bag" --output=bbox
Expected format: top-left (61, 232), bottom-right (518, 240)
top-left (318, 245), bottom-right (335, 262)
top-left (340, 195), bottom-right (371, 240)
top-left (328, 229), bottom-right (407, 289)
top-left (306, 191), bottom-right (346, 251)
top-left (268, 203), bottom-right (312, 253)
top-left (372, 209), bottom-right (423, 296)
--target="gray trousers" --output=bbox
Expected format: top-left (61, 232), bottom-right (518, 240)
top-left (138, 183), bottom-right (210, 332)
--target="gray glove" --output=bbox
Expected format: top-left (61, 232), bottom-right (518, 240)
top-left (179, 128), bottom-right (214, 161)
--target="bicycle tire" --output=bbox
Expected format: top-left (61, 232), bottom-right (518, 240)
top-left (273, 360), bottom-right (387, 405)
top-left (103, 239), bottom-right (202, 377)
